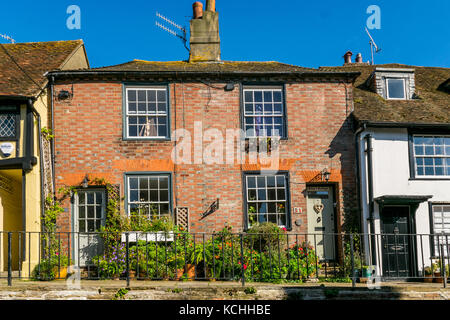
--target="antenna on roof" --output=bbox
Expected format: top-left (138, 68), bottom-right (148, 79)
top-left (155, 12), bottom-right (189, 52)
top-left (0, 33), bottom-right (16, 43)
top-left (365, 27), bottom-right (381, 65)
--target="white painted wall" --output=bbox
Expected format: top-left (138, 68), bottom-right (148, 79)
top-left (358, 127), bottom-right (450, 273)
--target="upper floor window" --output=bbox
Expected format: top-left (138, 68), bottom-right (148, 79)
top-left (369, 68), bottom-right (415, 100)
top-left (0, 106), bottom-right (18, 139)
top-left (125, 87), bottom-right (169, 139)
top-left (386, 78), bottom-right (406, 99)
top-left (243, 86), bottom-right (286, 138)
top-left (413, 135), bottom-right (450, 177)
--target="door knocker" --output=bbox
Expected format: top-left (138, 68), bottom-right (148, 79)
top-left (313, 202), bottom-right (324, 214)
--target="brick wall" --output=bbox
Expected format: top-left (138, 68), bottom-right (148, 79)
top-left (53, 79), bottom-right (357, 234)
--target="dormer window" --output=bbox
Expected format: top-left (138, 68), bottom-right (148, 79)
top-left (369, 68), bottom-right (415, 100)
top-left (386, 78), bottom-right (406, 99)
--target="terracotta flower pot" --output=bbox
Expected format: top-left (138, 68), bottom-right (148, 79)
top-left (434, 272), bottom-right (443, 283)
top-left (185, 264), bottom-right (196, 280)
top-left (424, 275), bottom-right (433, 283)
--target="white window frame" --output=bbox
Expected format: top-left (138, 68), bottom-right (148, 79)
top-left (386, 78), bottom-right (406, 100)
top-left (126, 175), bottom-right (171, 218)
top-left (125, 86), bottom-right (169, 139)
top-left (243, 87), bottom-right (285, 138)
top-left (74, 189), bottom-right (106, 233)
top-left (431, 204), bottom-right (450, 257)
top-left (245, 174), bottom-right (289, 228)
top-left (413, 135), bottom-right (450, 178)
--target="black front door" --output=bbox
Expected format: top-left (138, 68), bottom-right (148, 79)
top-left (380, 206), bottom-right (412, 278)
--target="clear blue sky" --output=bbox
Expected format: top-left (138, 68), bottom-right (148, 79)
top-left (1, 0), bottom-right (449, 68)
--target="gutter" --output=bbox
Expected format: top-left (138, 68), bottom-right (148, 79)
top-left (46, 70), bottom-right (361, 80)
top-left (359, 120), bottom-right (450, 130)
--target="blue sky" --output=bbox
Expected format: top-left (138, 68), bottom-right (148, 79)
top-left (0, 0), bottom-right (449, 68)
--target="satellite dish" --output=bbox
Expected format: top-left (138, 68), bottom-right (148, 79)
top-left (365, 27), bottom-right (381, 65)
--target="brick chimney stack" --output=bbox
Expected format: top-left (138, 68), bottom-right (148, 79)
top-left (189, 0), bottom-right (221, 62)
top-left (343, 51), bottom-right (353, 65)
top-left (355, 53), bottom-right (363, 63)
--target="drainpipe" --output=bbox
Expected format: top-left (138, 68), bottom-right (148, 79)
top-left (354, 123), bottom-right (366, 233)
top-left (50, 76), bottom-right (56, 198)
top-left (364, 133), bottom-right (377, 266)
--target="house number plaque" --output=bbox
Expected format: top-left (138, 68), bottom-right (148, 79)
top-left (0, 143), bottom-right (13, 157)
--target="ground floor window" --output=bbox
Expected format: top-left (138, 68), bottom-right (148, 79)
top-left (244, 172), bottom-right (289, 228)
top-left (431, 204), bottom-right (450, 256)
top-left (126, 174), bottom-right (171, 218)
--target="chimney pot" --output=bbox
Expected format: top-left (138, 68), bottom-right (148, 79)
top-left (355, 53), bottom-right (363, 63)
top-left (193, 2), bottom-right (203, 19)
top-left (206, 0), bottom-right (216, 12)
top-left (343, 51), bottom-right (353, 65)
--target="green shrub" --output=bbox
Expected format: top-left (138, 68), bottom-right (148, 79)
top-left (245, 222), bottom-right (286, 251)
top-left (32, 255), bottom-right (71, 281)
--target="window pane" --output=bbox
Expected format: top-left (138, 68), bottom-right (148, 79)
top-left (157, 90), bottom-right (166, 102)
top-left (87, 193), bottom-right (94, 204)
top-left (147, 90), bottom-right (156, 101)
top-left (137, 90), bottom-right (146, 101)
top-left (79, 220), bottom-right (85, 233)
top-left (244, 91), bottom-right (253, 102)
top-left (95, 192), bottom-right (103, 204)
top-left (128, 90), bottom-right (136, 101)
top-left (273, 91), bottom-right (282, 102)
top-left (267, 189), bottom-right (276, 200)
top-left (87, 206), bottom-right (94, 218)
top-left (387, 79), bottom-right (405, 99)
top-left (150, 190), bottom-right (158, 201)
top-left (139, 177), bottom-right (148, 190)
top-left (129, 178), bottom-right (138, 189)
top-left (128, 103), bottom-right (137, 114)
top-left (79, 207), bottom-right (85, 218)
top-left (160, 190), bottom-right (168, 202)
top-left (247, 177), bottom-right (256, 189)
top-left (96, 206), bottom-right (102, 218)
top-left (254, 91), bottom-right (262, 102)
top-left (248, 189), bottom-right (257, 201)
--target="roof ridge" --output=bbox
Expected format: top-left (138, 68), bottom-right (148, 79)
top-left (3, 39), bottom-right (83, 45)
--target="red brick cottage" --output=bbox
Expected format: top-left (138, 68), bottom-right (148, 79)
top-left (47, 2), bottom-right (359, 262)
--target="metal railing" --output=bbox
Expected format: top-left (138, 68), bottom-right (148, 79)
top-left (0, 231), bottom-right (448, 287)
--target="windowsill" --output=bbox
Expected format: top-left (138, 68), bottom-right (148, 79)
top-left (122, 137), bottom-right (172, 142)
top-left (409, 177), bottom-right (450, 181)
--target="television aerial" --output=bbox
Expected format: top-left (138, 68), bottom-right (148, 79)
top-left (155, 12), bottom-right (189, 52)
top-left (0, 33), bottom-right (15, 43)
top-left (365, 27), bottom-right (381, 65)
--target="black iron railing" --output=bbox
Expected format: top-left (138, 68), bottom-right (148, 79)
top-left (0, 231), bottom-right (448, 288)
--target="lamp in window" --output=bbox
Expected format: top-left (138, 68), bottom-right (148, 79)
top-left (321, 169), bottom-right (331, 182)
top-left (82, 174), bottom-right (90, 188)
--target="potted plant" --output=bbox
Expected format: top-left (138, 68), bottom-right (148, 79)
top-left (360, 266), bottom-right (371, 283)
top-left (424, 266), bottom-right (433, 283)
top-left (433, 262), bottom-right (443, 283)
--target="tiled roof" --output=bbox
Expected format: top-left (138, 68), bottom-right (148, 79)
top-left (0, 40), bottom-right (84, 97)
top-left (92, 59), bottom-right (316, 73)
top-left (319, 63), bottom-right (450, 125)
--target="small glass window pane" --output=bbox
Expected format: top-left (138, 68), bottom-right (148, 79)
top-left (387, 79), bottom-right (405, 99)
